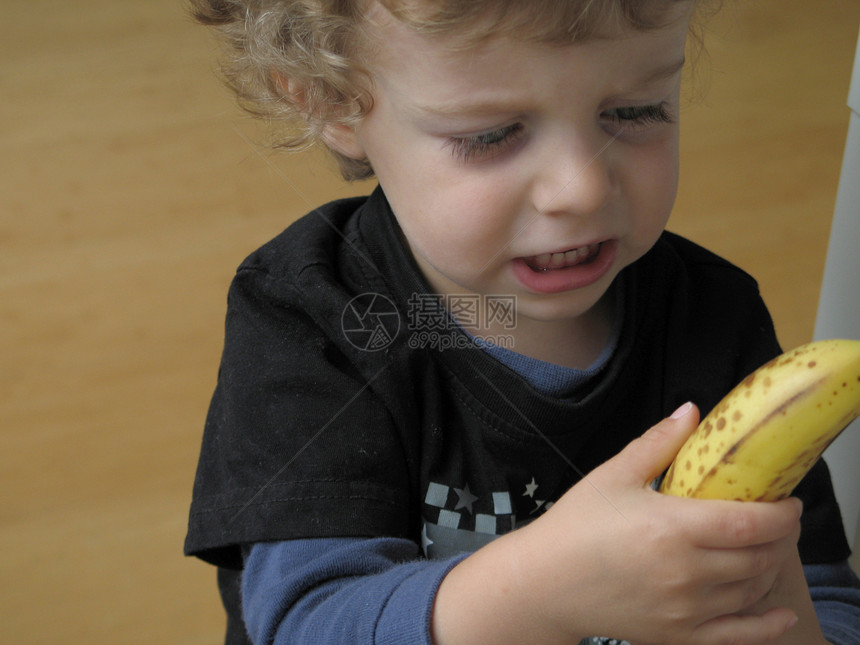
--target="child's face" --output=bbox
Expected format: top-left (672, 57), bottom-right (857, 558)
top-left (337, 3), bottom-right (693, 330)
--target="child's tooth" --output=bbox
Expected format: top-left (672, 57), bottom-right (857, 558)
top-left (532, 245), bottom-right (599, 270)
top-left (549, 252), bottom-right (566, 268)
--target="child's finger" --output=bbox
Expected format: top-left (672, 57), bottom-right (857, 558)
top-left (604, 401), bottom-right (700, 486)
top-left (685, 497), bottom-right (803, 550)
top-left (694, 525), bottom-right (800, 590)
top-left (692, 606), bottom-right (798, 645)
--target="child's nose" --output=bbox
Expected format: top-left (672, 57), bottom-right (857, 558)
top-left (531, 135), bottom-right (614, 219)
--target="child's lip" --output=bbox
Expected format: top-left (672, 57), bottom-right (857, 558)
top-left (511, 240), bottom-right (618, 294)
top-left (521, 242), bottom-right (603, 271)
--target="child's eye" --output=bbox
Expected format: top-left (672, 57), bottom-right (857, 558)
top-left (603, 103), bottom-right (675, 129)
top-left (446, 123), bottom-right (525, 161)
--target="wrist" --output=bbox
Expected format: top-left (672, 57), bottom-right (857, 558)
top-left (741, 553), bottom-right (827, 645)
top-left (430, 527), bottom-right (582, 645)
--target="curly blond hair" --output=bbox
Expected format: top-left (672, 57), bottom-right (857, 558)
top-left (191, 0), bottom-right (702, 180)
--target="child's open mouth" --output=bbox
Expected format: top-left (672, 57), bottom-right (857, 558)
top-left (522, 243), bottom-right (602, 272)
top-left (512, 240), bottom-right (617, 294)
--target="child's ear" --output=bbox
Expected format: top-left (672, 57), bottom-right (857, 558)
top-left (320, 123), bottom-right (366, 161)
top-left (273, 71), bottom-right (367, 161)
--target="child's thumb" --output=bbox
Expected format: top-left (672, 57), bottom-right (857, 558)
top-left (612, 402), bottom-right (699, 485)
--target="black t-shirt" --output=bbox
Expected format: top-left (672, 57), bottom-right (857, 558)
top-left (185, 186), bottom-right (849, 572)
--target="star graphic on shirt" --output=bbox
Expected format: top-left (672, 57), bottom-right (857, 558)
top-left (453, 484), bottom-right (478, 514)
top-left (523, 477), bottom-right (538, 498)
top-left (421, 523), bottom-right (434, 554)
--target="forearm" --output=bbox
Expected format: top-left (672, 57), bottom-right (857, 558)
top-left (431, 527), bottom-right (582, 645)
top-left (741, 552), bottom-right (829, 645)
top-left (779, 557), bottom-right (830, 644)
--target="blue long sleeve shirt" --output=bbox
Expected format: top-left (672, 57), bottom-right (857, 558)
top-left (242, 538), bottom-right (465, 645)
top-left (243, 537), bottom-right (860, 645)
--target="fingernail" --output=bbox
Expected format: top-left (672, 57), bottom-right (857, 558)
top-left (792, 497), bottom-right (804, 517)
top-left (671, 402), bottom-right (693, 419)
top-left (786, 614), bottom-right (799, 630)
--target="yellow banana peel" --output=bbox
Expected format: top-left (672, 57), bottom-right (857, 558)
top-left (660, 339), bottom-right (860, 501)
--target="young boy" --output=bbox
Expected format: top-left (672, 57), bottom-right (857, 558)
top-left (184, 1), bottom-right (860, 643)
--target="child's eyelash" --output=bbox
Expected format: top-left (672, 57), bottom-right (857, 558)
top-left (605, 103), bottom-right (674, 126)
top-left (447, 123), bottom-right (525, 161)
top-left (446, 104), bottom-right (671, 161)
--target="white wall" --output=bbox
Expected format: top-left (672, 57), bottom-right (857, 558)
top-left (816, 27), bottom-right (860, 551)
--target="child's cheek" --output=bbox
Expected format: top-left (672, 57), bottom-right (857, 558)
top-left (620, 137), bottom-right (680, 237)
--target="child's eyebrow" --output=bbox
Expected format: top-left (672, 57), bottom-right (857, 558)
top-left (407, 57), bottom-right (686, 120)
top-left (405, 93), bottom-right (525, 120)
top-left (639, 56), bottom-right (686, 85)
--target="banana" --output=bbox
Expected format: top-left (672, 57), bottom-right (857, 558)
top-left (660, 338), bottom-right (860, 501)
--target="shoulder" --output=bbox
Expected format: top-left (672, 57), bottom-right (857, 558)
top-left (645, 230), bottom-right (773, 324)
top-left (644, 231), bottom-right (768, 315)
top-left (214, 193), bottom-right (399, 376)
top-left (632, 232), bottom-right (781, 414)
top-left (223, 194), bottom-right (381, 325)
top-left (239, 194), bottom-right (370, 281)
top-left (654, 231), bottom-right (760, 286)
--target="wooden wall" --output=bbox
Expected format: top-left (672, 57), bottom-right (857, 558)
top-left (2, 1), bottom-right (857, 642)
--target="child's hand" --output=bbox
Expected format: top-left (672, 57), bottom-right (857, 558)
top-left (734, 549), bottom-right (829, 645)
top-left (519, 401), bottom-right (804, 644)
top-left (432, 403), bottom-right (804, 645)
